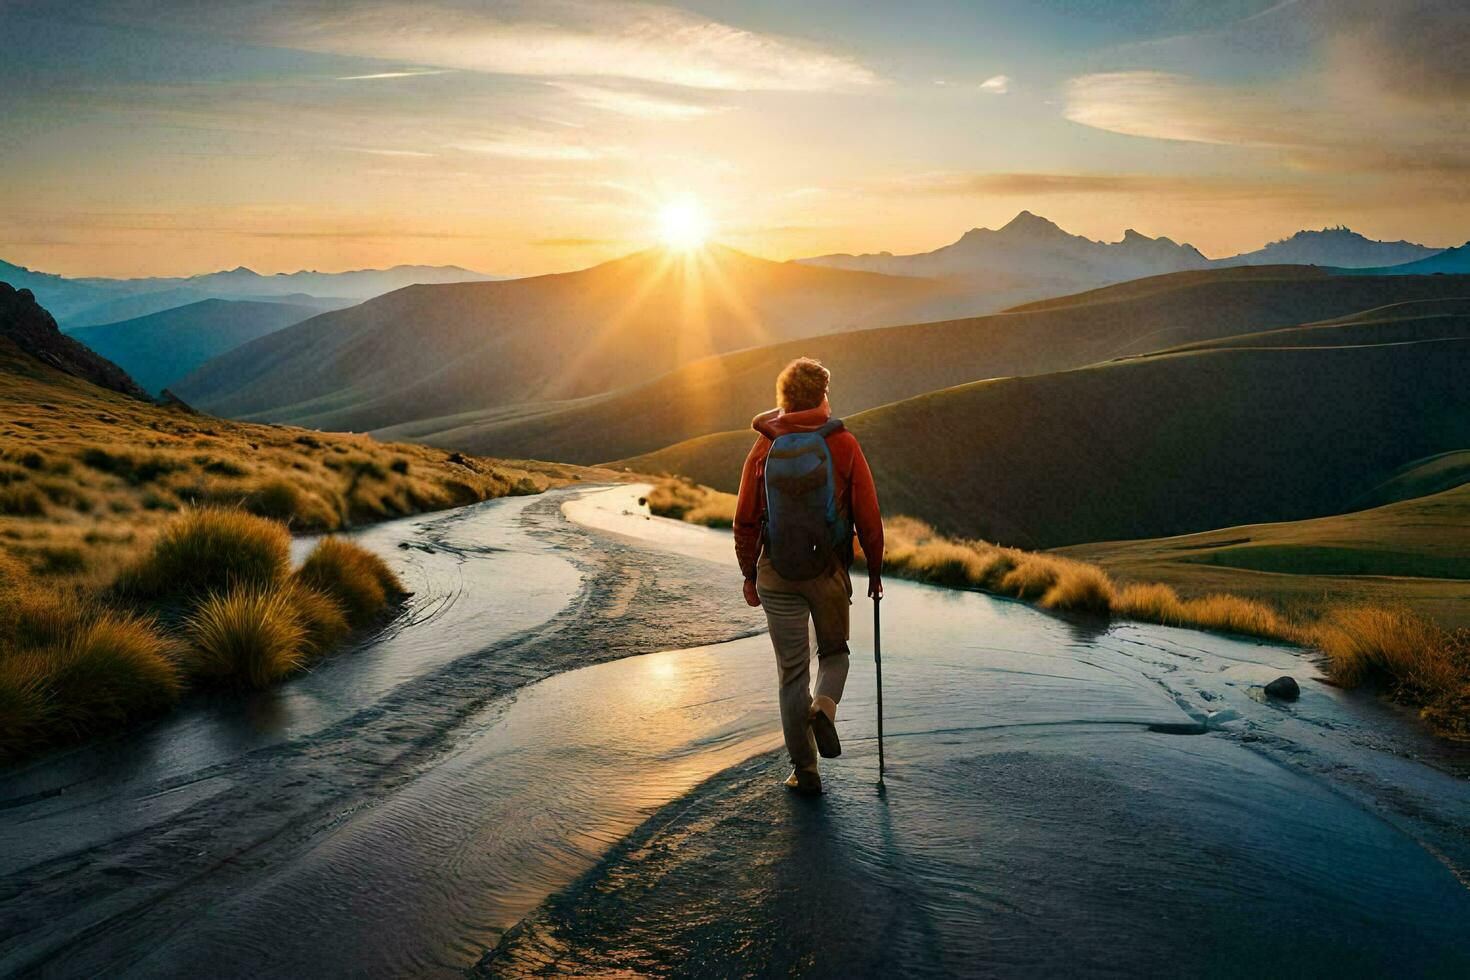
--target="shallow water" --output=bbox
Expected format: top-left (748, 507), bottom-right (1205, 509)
top-left (3, 486), bottom-right (1467, 977)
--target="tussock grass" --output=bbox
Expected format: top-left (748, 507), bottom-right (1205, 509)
top-left (655, 483), bottom-right (1470, 738)
top-left (117, 507), bottom-right (289, 599)
top-left (285, 582), bottom-right (351, 656)
top-left (645, 477), bottom-right (736, 528)
top-left (186, 585), bottom-right (307, 689)
top-left (296, 537), bottom-right (402, 627)
top-left (0, 604), bottom-right (182, 758)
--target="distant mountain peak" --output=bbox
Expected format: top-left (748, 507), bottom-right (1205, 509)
top-left (998, 210), bottom-right (1069, 239)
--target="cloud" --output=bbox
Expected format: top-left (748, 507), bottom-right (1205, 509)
top-left (347, 147), bottom-right (436, 157)
top-left (979, 75), bottom-right (1010, 94)
top-left (335, 68), bottom-right (457, 81)
top-left (449, 131), bottom-right (608, 161)
top-left (880, 171), bottom-right (1342, 205)
top-left (531, 237), bottom-right (617, 247)
top-left (1064, 69), bottom-right (1470, 175)
top-left (76, 0), bottom-right (878, 92)
top-left (547, 81), bottom-right (721, 120)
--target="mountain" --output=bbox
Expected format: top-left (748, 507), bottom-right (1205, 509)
top-left (375, 268), bottom-right (1470, 465)
top-left (0, 283), bottom-right (149, 401)
top-left (1223, 227), bottom-right (1442, 268)
top-left (0, 258), bottom-right (501, 328)
top-left (171, 245), bottom-right (986, 432)
top-left (1350, 242), bottom-right (1470, 276)
top-left (616, 303), bottom-right (1470, 549)
top-left (63, 290), bottom-right (350, 331)
top-left (800, 211), bottom-right (1211, 302)
top-left (68, 299), bottom-right (320, 396)
top-left (177, 264), bottom-right (504, 300)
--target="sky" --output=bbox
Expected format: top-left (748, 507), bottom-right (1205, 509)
top-left (1, 0), bottom-right (1466, 277)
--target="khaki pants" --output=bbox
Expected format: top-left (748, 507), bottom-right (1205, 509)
top-left (756, 554), bottom-right (852, 775)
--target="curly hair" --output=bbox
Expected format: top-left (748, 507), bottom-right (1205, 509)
top-left (776, 357), bottom-right (830, 412)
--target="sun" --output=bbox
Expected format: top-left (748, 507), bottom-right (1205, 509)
top-left (656, 197), bottom-right (711, 250)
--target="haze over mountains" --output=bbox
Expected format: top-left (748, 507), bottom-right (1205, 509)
top-left (171, 245), bottom-right (982, 431)
top-left (798, 214), bottom-right (1447, 304)
top-left (68, 299), bottom-right (321, 396)
top-left (0, 259), bottom-right (500, 328)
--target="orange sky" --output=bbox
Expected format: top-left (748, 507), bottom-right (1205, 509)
top-left (2, 0), bottom-right (1466, 278)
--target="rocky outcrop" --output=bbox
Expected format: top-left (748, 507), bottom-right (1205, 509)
top-left (0, 281), bottom-right (152, 402)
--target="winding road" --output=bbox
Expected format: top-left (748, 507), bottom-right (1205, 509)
top-left (2, 486), bottom-right (1468, 978)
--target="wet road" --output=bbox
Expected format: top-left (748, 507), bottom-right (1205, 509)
top-left (2, 486), bottom-right (1468, 978)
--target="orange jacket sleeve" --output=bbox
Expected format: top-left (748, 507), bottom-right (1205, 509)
top-left (847, 435), bottom-right (884, 575)
top-left (733, 435), bottom-right (769, 580)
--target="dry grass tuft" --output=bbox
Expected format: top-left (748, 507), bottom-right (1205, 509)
top-left (0, 608), bottom-right (182, 758)
top-left (645, 477), bottom-right (736, 528)
top-left (284, 582), bottom-right (351, 657)
top-left (186, 585), bottom-right (308, 689)
top-left (117, 507), bottom-right (290, 599)
top-left (1313, 606), bottom-right (1463, 699)
top-left (296, 537), bottom-right (402, 627)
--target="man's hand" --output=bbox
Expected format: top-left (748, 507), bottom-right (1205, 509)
top-left (743, 579), bottom-right (762, 607)
top-left (868, 575), bottom-right (884, 600)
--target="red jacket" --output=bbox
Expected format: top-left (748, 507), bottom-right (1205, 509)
top-left (734, 405), bottom-right (883, 581)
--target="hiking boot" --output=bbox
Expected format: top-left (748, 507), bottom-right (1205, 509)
top-left (809, 696), bottom-right (841, 758)
top-left (784, 770), bottom-right (823, 796)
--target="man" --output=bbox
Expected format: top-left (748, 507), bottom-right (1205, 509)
top-left (734, 357), bottom-right (884, 796)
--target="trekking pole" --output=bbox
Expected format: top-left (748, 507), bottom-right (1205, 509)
top-left (873, 594), bottom-right (886, 787)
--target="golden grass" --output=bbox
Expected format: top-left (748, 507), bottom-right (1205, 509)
top-left (116, 507), bottom-right (290, 600)
top-left (0, 601), bottom-right (183, 759)
top-left (644, 477), bottom-right (736, 528)
top-left (655, 484), bottom-right (1470, 738)
top-left (186, 585), bottom-right (308, 689)
top-left (284, 582), bottom-right (351, 656)
top-left (296, 537), bottom-right (403, 627)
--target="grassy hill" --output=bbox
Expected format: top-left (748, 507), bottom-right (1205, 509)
top-left (68, 299), bottom-right (319, 395)
top-left (171, 245), bottom-right (982, 433)
top-left (0, 292), bottom-right (605, 589)
top-left (1057, 483), bottom-right (1470, 629)
top-left (619, 309), bottom-right (1470, 549)
top-left (377, 269), bottom-right (1470, 465)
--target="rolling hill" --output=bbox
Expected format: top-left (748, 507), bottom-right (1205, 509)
top-left (375, 269), bottom-right (1470, 465)
top-left (1056, 481), bottom-right (1470, 629)
top-left (68, 299), bottom-right (320, 395)
top-left (172, 245), bottom-right (986, 432)
top-left (618, 307), bottom-right (1470, 549)
top-left (1350, 242), bottom-right (1470, 277)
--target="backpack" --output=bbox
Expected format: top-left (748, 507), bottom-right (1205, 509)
top-left (763, 418), bottom-right (852, 580)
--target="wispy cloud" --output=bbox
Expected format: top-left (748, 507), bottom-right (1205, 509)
top-left (1064, 69), bottom-right (1470, 175)
top-left (449, 131), bottom-right (607, 161)
top-left (547, 81), bottom-right (721, 120)
top-left (531, 237), bottom-right (618, 247)
top-left (335, 68), bottom-right (457, 81)
top-left (347, 147), bottom-right (436, 157)
top-left (980, 74), bottom-right (1010, 94)
top-left (87, 0), bottom-right (879, 93)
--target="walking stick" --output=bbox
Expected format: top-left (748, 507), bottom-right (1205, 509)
top-left (873, 594), bottom-right (886, 787)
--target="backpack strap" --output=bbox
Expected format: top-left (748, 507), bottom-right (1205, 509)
top-left (817, 417), bottom-right (845, 438)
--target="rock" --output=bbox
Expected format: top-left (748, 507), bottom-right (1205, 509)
top-left (0, 281), bottom-right (153, 402)
top-left (1264, 675), bottom-right (1300, 700)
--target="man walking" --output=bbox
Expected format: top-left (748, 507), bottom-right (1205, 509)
top-left (734, 358), bottom-right (884, 796)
